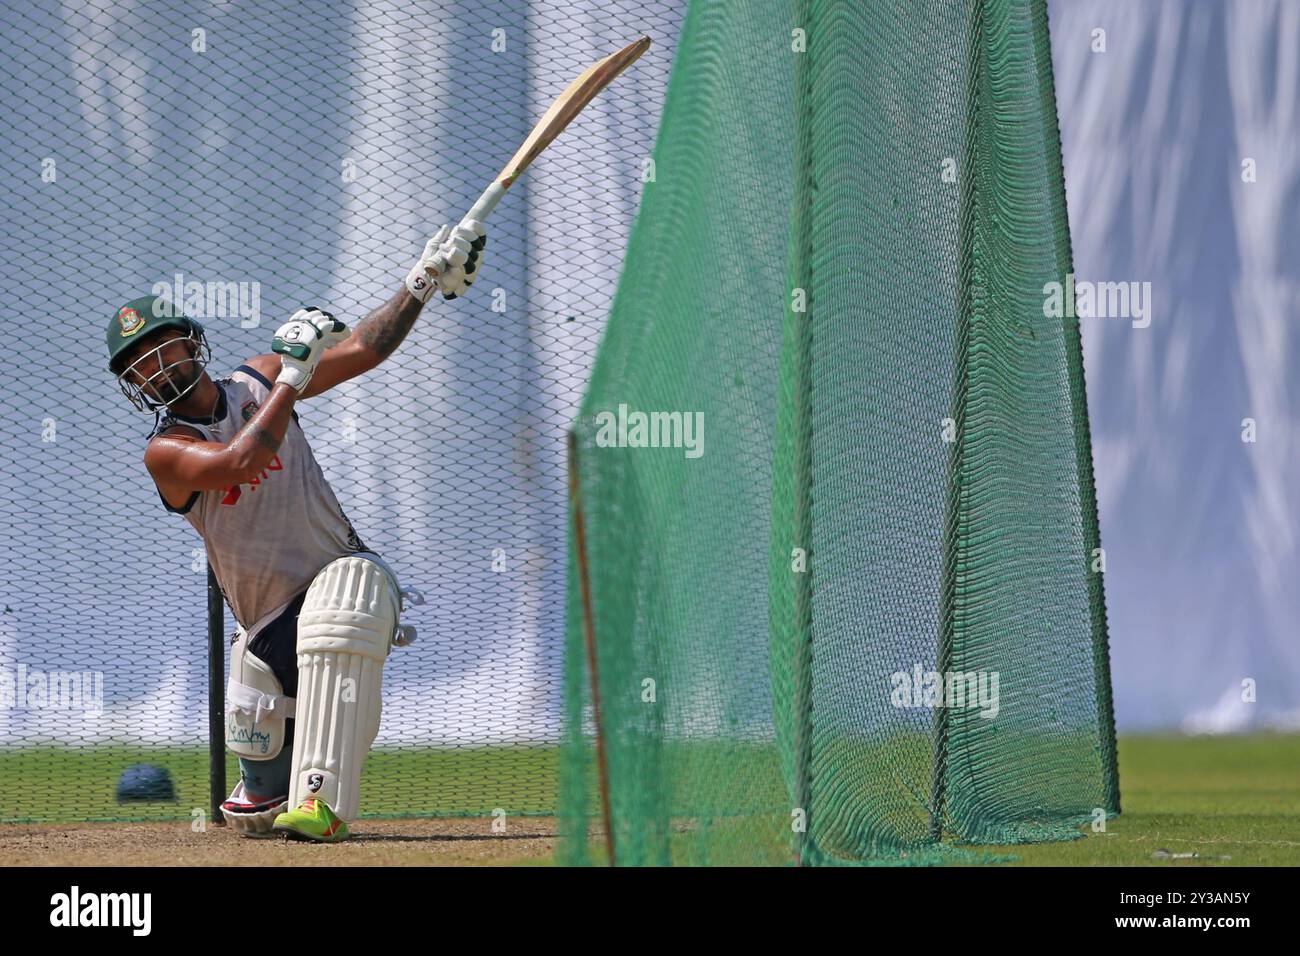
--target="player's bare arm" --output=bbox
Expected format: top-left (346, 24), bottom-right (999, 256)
top-left (138, 308), bottom-right (348, 504)
top-left (145, 381), bottom-right (299, 496)
top-left (239, 223), bottom-right (488, 400)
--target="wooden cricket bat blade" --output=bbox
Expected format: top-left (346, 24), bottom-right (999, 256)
top-left (497, 35), bottom-right (652, 188)
top-left (433, 36), bottom-right (651, 281)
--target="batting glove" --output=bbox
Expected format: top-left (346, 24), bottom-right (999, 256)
top-left (404, 220), bottom-right (488, 302)
top-left (272, 307), bottom-right (350, 394)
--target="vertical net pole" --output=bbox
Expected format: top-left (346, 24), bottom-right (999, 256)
top-left (206, 564), bottom-right (226, 826)
top-left (567, 431), bottom-right (616, 865)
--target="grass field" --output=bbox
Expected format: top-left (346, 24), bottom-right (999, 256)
top-left (2, 733), bottom-right (1296, 865)
top-left (0, 744), bottom-right (558, 823)
top-left (957, 733), bottom-right (1300, 866)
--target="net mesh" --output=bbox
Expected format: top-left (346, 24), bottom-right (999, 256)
top-left (0, 0), bottom-right (680, 823)
top-left (561, 0), bottom-right (1119, 865)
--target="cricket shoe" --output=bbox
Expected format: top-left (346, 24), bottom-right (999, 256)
top-left (273, 796), bottom-right (350, 843)
top-left (221, 781), bottom-right (288, 838)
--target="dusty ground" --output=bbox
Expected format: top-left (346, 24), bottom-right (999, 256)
top-left (0, 817), bottom-right (558, 866)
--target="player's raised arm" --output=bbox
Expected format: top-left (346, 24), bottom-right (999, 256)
top-left (270, 222), bottom-right (488, 400)
top-left (145, 309), bottom-right (348, 492)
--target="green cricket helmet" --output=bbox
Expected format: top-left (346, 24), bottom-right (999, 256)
top-left (107, 295), bottom-right (211, 412)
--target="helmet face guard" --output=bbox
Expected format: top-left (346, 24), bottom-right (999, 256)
top-left (114, 326), bottom-right (212, 412)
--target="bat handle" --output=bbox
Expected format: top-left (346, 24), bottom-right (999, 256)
top-left (429, 181), bottom-right (509, 277)
top-left (465, 180), bottom-right (508, 224)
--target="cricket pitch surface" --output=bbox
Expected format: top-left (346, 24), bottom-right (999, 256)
top-left (0, 817), bottom-right (558, 866)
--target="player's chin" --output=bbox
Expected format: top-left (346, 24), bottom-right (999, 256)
top-left (146, 376), bottom-right (192, 408)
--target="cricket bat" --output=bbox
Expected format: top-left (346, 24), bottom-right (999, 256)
top-left (431, 35), bottom-right (651, 274)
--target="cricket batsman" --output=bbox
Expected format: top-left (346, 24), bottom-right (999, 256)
top-left (105, 222), bottom-right (486, 842)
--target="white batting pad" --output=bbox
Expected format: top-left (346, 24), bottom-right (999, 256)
top-left (288, 554), bottom-right (399, 820)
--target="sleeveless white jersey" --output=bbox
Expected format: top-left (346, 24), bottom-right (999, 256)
top-left (149, 364), bottom-right (370, 631)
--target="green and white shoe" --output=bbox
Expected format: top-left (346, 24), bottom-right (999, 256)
top-left (272, 797), bottom-right (350, 843)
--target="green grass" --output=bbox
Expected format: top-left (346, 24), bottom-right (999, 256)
top-left (957, 733), bottom-right (1300, 865)
top-left (562, 733), bottom-right (1300, 866)
top-left (0, 744), bottom-right (558, 823)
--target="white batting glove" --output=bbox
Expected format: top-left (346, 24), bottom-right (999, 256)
top-left (272, 308), bottom-right (350, 394)
top-left (404, 220), bottom-right (488, 302)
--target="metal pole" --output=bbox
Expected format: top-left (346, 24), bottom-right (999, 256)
top-left (207, 564), bottom-right (226, 826)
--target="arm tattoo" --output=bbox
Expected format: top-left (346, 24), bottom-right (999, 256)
top-left (245, 421), bottom-right (283, 455)
top-left (356, 288), bottom-right (425, 361)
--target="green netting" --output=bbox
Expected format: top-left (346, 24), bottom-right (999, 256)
top-left (560, 0), bottom-right (1119, 866)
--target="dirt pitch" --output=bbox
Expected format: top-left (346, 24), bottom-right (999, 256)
top-left (0, 818), bottom-right (559, 866)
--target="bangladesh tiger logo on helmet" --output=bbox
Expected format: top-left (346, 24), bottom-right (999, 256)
top-left (117, 306), bottom-right (146, 336)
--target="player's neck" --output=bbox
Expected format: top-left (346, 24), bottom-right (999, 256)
top-left (166, 373), bottom-right (220, 419)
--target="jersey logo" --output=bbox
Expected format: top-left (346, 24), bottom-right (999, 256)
top-left (241, 399), bottom-right (258, 422)
top-left (117, 306), bottom-right (145, 336)
top-left (220, 454), bottom-right (283, 506)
